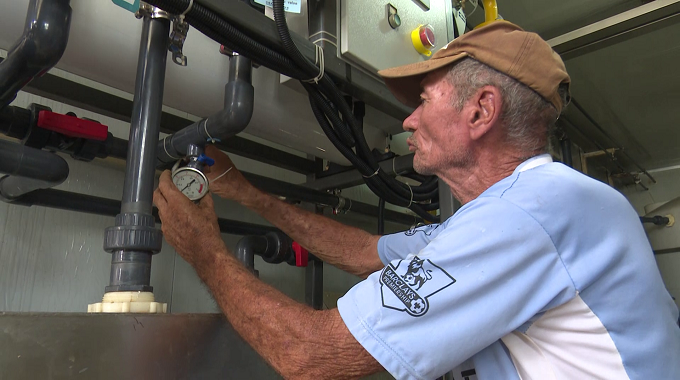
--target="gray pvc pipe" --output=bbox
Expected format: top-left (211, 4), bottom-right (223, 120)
top-left (0, 0), bottom-right (72, 108)
top-left (157, 54), bottom-right (254, 165)
top-left (121, 16), bottom-right (170, 215)
top-left (106, 16), bottom-right (170, 293)
top-left (235, 235), bottom-right (267, 273)
top-left (0, 139), bottom-right (69, 199)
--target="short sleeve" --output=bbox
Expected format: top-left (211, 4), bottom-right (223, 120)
top-left (337, 197), bottom-right (577, 380)
top-left (378, 223), bottom-right (444, 264)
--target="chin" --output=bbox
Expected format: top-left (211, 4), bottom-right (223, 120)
top-left (413, 161), bottom-right (435, 176)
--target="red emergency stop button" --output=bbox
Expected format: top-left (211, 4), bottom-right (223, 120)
top-left (411, 24), bottom-right (436, 56)
top-left (419, 26), bottom-right (435, 48)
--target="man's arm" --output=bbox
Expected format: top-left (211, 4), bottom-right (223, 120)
top-left (153, 171), bottom-right (384, 379)
top-left (205, 145), bottom-right (383, 278)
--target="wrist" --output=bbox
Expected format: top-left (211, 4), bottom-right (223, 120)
top-left (193, 238), bottom-right (228, 275)
top-left (239, 186), bottom-right (268, 210)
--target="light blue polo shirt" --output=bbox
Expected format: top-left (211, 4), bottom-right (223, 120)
top-left (337, 155), bottom-right (680, 379)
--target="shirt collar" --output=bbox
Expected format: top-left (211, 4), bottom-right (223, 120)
top-left (514, 154), bottom-right (553, 174)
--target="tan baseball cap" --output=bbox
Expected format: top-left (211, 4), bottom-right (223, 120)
top-left (378, 21), bottom-right (571, 113)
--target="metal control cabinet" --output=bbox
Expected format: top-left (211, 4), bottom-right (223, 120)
top-left (340, 0), bottom-right (451, 72)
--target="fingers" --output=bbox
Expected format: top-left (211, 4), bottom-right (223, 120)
top-left (157, 170), bottom-right (183, 202)
top-left (153, 187), bottom-right (167, 209)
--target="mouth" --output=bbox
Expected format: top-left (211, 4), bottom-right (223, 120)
top-left (407, 138), bottom-right (416, 152)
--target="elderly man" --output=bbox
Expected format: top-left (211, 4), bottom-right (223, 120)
top-left (154, 21), bottom-right (680, 379)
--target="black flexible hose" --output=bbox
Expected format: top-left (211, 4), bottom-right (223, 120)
top-left (270, 0), bottom-right (437, 222)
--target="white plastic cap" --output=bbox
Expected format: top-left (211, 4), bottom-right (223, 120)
top-left (88, 291), bottom-right (167, 313)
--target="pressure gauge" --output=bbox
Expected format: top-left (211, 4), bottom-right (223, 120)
top-left (172, 166), bottom-right (209, 201)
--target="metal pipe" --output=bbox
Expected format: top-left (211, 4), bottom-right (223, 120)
top-left (559, 117), bottom-right (629, 174)
top-left (157, 54), bottom-right (254, 165)
top-left (474, 0), bottom-right (498, 29)
top-left (0, 0), bottom-right (72, 109)
top-left (243, 171), bottom-right (421, 225)
top-left (104, 14), bottom-right (171, 293)
top-left (640, 215), bottom-right (671, 226)
top-left (560, 138), bottom-right (573, 168)
top-left (5, 188), bottom-right (280, 236)
top-left (305, 205), bottom-right (324, 310)
top-left (0, 139), bottom-right (69, 199)
top-left (304, 154), bottom-right (416, 191)
top-left (570, 98), bottom-right (656, 183)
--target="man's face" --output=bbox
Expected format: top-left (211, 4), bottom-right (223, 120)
top-left (402, 69), bottom-right (474, 176)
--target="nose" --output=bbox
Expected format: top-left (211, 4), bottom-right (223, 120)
top-left (403, 107), bottom-right (420, 132)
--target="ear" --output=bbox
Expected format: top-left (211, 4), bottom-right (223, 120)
top-left (465, 86), bottom-right (502, 141)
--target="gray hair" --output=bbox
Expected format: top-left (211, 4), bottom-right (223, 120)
top-left (445, 58), bottom-right (569, 155)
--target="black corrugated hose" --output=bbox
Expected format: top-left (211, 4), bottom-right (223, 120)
top-left (145, 0), bottom-right (440, 222)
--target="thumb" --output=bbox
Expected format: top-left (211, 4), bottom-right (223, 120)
top-left (198, 192), bottom-right (215, 210)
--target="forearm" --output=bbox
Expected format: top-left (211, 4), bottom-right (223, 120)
top-left (236, 186), bottom-right (383, 278)
top-left (197, 245), bottom-right (383, 379)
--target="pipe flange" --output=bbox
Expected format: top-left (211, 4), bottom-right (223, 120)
top-left (104, 225), bottom-right (163, 253)
top-left (115, 212), bottom-right (155, 227)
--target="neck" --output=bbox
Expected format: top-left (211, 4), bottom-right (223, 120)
top-left (439, 148), bottom-right (532, 204)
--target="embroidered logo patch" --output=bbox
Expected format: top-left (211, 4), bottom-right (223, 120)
top-left (380, 256), bottom-right (455, 317)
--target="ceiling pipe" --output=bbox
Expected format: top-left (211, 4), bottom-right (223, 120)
top-left (0, 0), bottom-right (71, 109)
top-left (570, 98), bottom-right (656, 183)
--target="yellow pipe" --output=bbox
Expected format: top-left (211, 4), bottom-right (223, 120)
top-left (474, 0), bottom-right (499, 29)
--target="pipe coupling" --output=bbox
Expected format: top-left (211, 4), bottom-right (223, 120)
top-left (104, 213), bottom-right (162, 253)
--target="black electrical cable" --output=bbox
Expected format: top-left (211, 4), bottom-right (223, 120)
top-left (146, 0), bottom-right (440, 222)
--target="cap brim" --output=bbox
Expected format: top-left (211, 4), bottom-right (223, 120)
top-left (378, 52), bottom-right (468, 108)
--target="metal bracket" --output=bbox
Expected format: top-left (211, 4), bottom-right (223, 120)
top-left (135, 2), bottom-right (171, 20)
top-left (135, 2), bottom-right (189, 66)
top-left (169, 16), bottom-right (190, 66)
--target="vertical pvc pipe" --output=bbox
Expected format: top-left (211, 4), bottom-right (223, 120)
top-left (105, 15), bottom-right (170, 293)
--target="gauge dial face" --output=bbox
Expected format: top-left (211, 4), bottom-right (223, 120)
top-left (172, 168), bottom-right (209, 201)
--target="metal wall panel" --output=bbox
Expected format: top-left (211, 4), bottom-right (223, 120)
top-left (340, 0), bottom-right (449, 72)
top-left (0, 313), bottom-right (280, 380)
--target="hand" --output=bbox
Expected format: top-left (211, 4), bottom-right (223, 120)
top-left (153, 170), bottom-right (225, 271)
top-left (204, 145), bottom-right (255, 203)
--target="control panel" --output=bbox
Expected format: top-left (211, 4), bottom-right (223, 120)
top-left (340, 0), bottom-right (451, 72)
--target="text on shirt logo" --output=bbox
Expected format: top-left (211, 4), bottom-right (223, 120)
top-left (380, 256), bottom-right (456, 317)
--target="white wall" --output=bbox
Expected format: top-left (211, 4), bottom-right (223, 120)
top-left (617, 167), bottom-right (680, 307)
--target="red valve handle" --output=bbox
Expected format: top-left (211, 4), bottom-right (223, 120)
top-left (292, 242), bottom-right (308, 267)
top-left (37, 110), bottom-right (108, 141)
